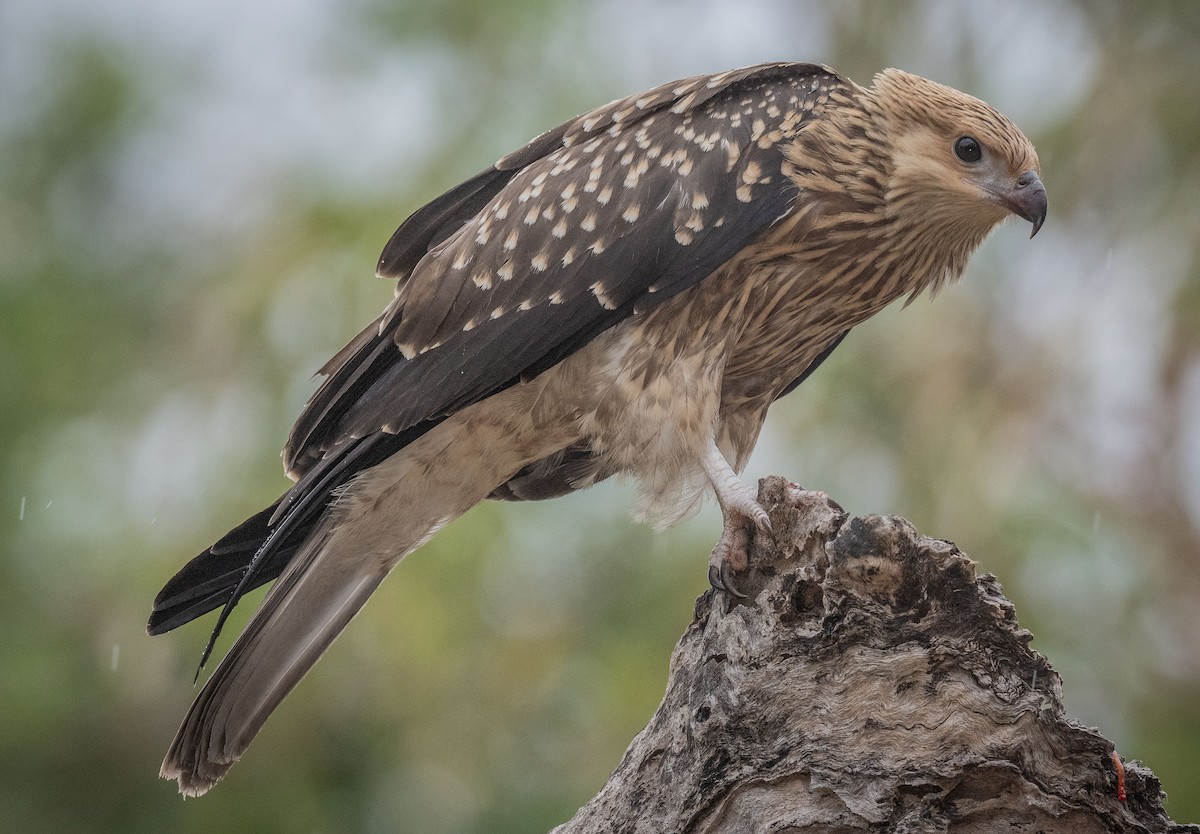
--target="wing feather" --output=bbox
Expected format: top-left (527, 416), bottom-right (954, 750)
top-left (286, 62), bottom-right (846, 473)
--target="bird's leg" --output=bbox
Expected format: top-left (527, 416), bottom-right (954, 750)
top-left (700, 439), bottom-right (771, 598)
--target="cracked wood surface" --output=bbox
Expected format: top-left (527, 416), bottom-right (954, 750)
top-left (552, 477), bottom-right (1197, 834)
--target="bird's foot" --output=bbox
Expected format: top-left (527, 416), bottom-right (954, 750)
top-left (707, 500), bottom-right (772, 599)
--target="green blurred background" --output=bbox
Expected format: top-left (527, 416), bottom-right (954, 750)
top-left (2, 0), bottom-right (1197, 830)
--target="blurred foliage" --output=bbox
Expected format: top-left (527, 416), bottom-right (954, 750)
top-left (1, 0), bottom-right (1197, 830)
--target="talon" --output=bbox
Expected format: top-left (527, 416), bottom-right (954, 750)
top-left (707, 559), bottom-right (748, 598)
top-left (708, 517), bottom-right (753, 598)
top-left (720, 559), bottom-right (748, 599)
top-left (708, 564), bottom-right (725, 593)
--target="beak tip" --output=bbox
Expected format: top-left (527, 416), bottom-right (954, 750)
top-left (1006, 171), bottom-right (1047, 240)
top-left (1029, 209), bottom-right (1046, 238)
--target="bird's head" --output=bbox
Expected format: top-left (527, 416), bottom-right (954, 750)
top-left (872, 69), bottom-right (1047, 240)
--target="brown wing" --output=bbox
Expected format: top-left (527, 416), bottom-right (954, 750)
top-left (285, 62), bottom-right (847, 478)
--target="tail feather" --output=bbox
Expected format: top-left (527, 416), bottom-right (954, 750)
top-left (147, 431), bottom-right (422, 639)
top-left (147, 503), bottom-right (301, 636)
top-left (158, 395), bottom-right (573, 796)
top-left (161, 517), bottom-right (383, 796)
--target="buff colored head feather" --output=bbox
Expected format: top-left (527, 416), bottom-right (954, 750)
top-left (872, 69), bottom-right (1046, 239)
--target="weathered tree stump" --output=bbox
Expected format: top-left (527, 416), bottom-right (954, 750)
top-left (553, 477), bottom-right (1196, 834)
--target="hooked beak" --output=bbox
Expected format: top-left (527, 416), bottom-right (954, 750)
top-left (998, 170), bottom-right (1048, 238)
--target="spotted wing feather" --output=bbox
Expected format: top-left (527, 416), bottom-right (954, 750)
top-left (288, 62), bottom-right (846, 470)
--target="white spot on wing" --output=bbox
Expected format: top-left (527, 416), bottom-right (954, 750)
top-left (671, 92), bottom-right (699, 114)
top-left (584, 164), bottom-right (602, 192)
top-left (624, 157), bottom-right (649, 188)
top-left (590, 281), bottom-right (617, 310)
top-left (757, 129), bottom-right (782, 149)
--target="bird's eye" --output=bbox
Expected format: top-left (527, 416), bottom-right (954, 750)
top-left (954, 136), bottom-right (983, 164)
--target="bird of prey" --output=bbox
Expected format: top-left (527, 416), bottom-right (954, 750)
top-left (148, 62), bottom-right (1047, 795)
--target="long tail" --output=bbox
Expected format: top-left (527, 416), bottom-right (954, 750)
top-left (161, 515), bottom-right (378, 796)
top-left (160, 400), bottom-right (571, 796)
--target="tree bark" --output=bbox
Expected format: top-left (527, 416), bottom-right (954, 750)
top-left (553, 477), bottom-right (1197, 834)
